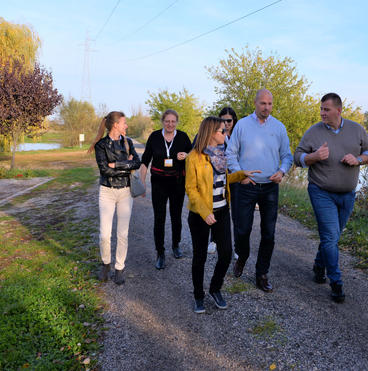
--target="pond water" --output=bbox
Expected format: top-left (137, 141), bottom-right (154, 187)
top-left (14, 143), bottom-right (61, 151)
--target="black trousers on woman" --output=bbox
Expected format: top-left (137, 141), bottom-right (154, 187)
top-left (151, 176), bottom-right (185, 255)
top-left (188, 207), bottom-right (232, 300)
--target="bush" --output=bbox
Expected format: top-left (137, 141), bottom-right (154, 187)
top-left (127, 109), bottom-right (154, 141)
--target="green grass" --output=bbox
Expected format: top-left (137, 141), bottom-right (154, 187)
top-left (0, 167), bottom-right (51, 179)
top-left (225, 279), bottom-right (254, 294)
top-left (24, 131), bottom-right (63, 143)
top-left (250, 317), bottom-right (281, 338)
top-left (0, 169), bottom-right (101, 370)
top-left (279, 182), bottom-right (368, 268)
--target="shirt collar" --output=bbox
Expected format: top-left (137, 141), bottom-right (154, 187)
top-left (325, 118), bottom-right (344, 133)
top-left (251, 111), bottom-right (271, 124)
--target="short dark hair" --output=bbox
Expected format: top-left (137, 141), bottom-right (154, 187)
top-left (321, 93), bottom-right (342, 108)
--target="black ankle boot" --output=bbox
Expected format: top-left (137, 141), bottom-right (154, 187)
top-left (99, 263), bottom-right (110, 282)
top-left (155, 254), bottom-right (165, 270)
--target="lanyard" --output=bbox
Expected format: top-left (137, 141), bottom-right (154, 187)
top-left (162, 129), bottom-right (176, 158)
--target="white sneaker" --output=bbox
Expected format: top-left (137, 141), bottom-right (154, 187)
top-left (208, 242), bottom-right (217, 254)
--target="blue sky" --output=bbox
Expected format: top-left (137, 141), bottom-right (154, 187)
top-left (2, 0), bottom-right (368, 116)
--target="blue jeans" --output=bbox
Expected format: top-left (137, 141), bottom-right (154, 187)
top-left (234, 182), bottom-right (279, 276)
top-left (308, 183), bottom-right (355, 285)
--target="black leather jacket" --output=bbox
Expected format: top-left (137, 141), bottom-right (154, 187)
top-left (95, 135), bottom-right (141, 188)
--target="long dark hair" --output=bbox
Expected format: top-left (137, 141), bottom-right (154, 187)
top-left (219, 107), bottom-right (238, 136)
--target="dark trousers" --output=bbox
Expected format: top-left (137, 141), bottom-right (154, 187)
top-left (188, 207), bottom-right (232, 300)
top-left (151, 176), bottom-right (185, 254)
top-left (234, 182), bottom-right (279, 276)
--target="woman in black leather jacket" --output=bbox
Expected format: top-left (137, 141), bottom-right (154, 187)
top-left (94, 111), bottom-right (140, 284)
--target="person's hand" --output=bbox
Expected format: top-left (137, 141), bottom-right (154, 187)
top-left (205, 213), bottom-right (216, 225)
top-left (241, 177), bottom-right (252, 185)
top-left (315, 142), bottom-right (329, 161)
top-left (269, 170), bottom-right (284, 184)
top-left (108, 163), bottom-right (115, 168)
top-left (177, 152), bottom-right (187, 161)
top-left (243, 170), bottom-right (261, 185)
top-left (341, 154), bottom-right (359, 166)
top-left (128, 154), bottom-right (133, 160)
top-left (87, 144), bottom-right (95, 154)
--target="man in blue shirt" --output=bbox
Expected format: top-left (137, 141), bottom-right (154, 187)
top-left (226, 89), bottom-right (293, 292)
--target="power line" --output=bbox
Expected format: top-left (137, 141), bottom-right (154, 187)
top-left (94, 0), bottom-right (122, 41)
top-left (124, 0), bottom-right (283, 62)
top-left (116, 0), bottom-right (180, 42)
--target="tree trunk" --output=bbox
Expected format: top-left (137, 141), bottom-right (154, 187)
top-left (11, 132), bottom-right (17, 170)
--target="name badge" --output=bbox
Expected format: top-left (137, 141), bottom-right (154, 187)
top-left (164, 159), bottom-right (173, 167)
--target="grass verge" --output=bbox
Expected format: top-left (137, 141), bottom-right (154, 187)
top-left (279, 182), bottom-right (368, 268)
top-left (0, 168), bottom-right (102, 370)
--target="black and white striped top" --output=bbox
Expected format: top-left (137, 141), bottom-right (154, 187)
top-left (213, 173), bottom-right (227, 210)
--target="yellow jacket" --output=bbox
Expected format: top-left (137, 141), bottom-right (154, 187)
top-left (185, 150), bottom-right (246, 221)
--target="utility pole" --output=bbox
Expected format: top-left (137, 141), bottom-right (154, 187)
top-left (80, 32), bottom-right (95, 102)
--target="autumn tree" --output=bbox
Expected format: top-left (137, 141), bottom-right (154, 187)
top-left (0, 17), bottom-right (40, 68)
top-left (58, 98), bottom-right (102, 147)
top-left (206, 46), bottom-right (321, 151)
top-left (0, 59), bottom-right (62, 168)
top-left (0, 18), bottom-right (42, 153)
top-left (145, 88), bottom-right (204, 139)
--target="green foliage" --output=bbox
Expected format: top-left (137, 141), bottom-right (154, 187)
top-left (342, 101), bottom-right (365, 124)
top-left (146, 88), bottom-right (204, 139)
top-left (127, 107), bottom-right (154, 141)
top-left (206, 46), bottom-right (321, 151)
top-left (58, 98), bottom-right (102, 147)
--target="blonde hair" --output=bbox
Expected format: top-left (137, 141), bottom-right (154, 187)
top-left (193, 116), bottom-right (223, 154)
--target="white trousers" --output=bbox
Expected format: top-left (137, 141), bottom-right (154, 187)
top-left (99, 185), bottom-right (133, 270)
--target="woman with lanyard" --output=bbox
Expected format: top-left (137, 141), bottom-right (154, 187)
top-left (185, 116), bottom-right (260, 313)
top-left (140, 109), bottom-right (192, 269)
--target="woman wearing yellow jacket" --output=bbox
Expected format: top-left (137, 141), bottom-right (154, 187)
top-left (186, 116), bottom-right (260, 313)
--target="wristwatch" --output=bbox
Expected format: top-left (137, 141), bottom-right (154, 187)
top-left (357, 156), bottom-right (363, 165)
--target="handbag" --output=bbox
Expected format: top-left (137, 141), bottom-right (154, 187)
top-left (124, 138), bottom-right (145, 198)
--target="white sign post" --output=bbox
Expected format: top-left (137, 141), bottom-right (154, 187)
top-left (79, 134), bottom-right (85, 148)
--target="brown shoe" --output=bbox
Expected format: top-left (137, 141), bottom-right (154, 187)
top-left (256, 274), bottom-right (273, 293)
top-left (233, 259), bottom-right (245, 278)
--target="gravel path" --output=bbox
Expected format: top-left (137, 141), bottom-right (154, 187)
top-left (97, 173), bottom-right (368, 370)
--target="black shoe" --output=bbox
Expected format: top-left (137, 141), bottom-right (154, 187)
top-left (114, 269), bottom-right (125, 285)
top-left (194, 299), bottom-right (205, 314)
top-left (233, 258), bottom-right (245, 278)
top-left (155, 254), bottom-right (165, 270)
top-left (173, 246), bottom-right (183, 259)
top-left (209, 290), bottom-right (227, 309)
top-left (256, 274), bottom-right (273, 293)
top-left (313, 264), bottom-right (326, 284)
top-left (98, 263), bottom-right (110, 282)
top-left (331, 282), bottom-right (345, 303)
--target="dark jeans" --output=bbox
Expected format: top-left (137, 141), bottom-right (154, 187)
top-left (151, 176), bottom-right (185, 254)
top-left (188, 207), bottom-right (232, 300)
top-left (234, 182), bottom-right (279, 276)
top-left (308, 183), bottom-right (355, 284)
